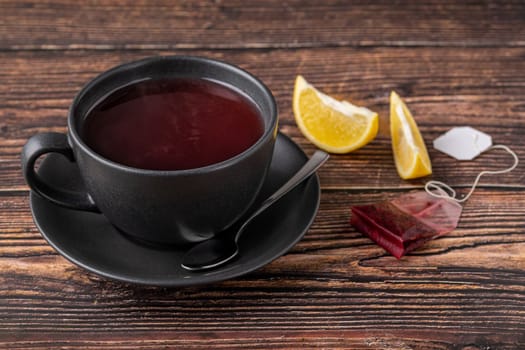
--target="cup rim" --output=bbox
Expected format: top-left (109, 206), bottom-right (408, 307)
top-left (67, 55), bottom-right (278, 175)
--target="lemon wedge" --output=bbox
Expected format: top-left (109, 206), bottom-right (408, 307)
top-left (390, 91), bottom-right (432, 179)
top-left (293, 75), bottom-right (378, 153)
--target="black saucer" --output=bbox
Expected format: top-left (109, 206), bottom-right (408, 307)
top-left (30, 133), bottom-right (320, 287)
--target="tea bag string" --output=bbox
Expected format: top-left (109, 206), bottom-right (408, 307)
top-left (424, 145), bottom-right (519, 203)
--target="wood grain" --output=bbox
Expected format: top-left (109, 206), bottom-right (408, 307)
top-left (1, 0), bottom-right (525, 50)
top-left (1, 1), bottom-right (525, 349)
top-left (0, 190), bottom-right (524, 348)
top-left (1, 48), bottom-right (524, 191)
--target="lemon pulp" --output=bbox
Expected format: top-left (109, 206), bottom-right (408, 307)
top-left (293, 75), bottom-right (378, 154)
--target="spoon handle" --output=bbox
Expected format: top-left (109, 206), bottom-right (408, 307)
top-left (235, 150), bottom-right (329, 241)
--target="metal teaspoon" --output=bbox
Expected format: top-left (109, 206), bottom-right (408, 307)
top-left (181, 150), bottom-right (329, 272)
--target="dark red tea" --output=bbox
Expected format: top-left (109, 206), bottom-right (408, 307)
top-left (82, 78), bottom-right (264, 170)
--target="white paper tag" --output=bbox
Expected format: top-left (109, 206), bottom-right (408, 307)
top-left (433, 127), bottom-right (492, 160)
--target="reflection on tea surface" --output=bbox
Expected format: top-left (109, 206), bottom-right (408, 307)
top-left (83, 78), bottom-right (264, 170)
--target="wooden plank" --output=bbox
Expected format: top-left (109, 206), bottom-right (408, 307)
top-left (2, 48), bottom-right (524, 190)
top-left (4, 189), bottom-right (525, 257)
top-left (1, 0), bottom-right (525, 50)
top-left (0, 189), bottom-right (524, 346)
top-left (1, 330), bottom-right (523, 349)
top-left (0, 330), bottom-right (523, 349)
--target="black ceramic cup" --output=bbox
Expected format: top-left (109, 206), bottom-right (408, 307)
top-left (21, 56), bottom-right (278, 245)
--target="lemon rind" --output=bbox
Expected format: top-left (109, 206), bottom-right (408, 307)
top-left (389, 90), bottom-right (432, 179)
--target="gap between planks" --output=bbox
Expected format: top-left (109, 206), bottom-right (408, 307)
top-left (2, 40), bottom-right (525, 52)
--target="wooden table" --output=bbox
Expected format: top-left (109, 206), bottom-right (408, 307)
top-left (1, 1), bottom-right (524, 348)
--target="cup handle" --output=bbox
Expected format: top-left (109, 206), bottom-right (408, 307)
top-left (21, 132), bottom-right (99, 212)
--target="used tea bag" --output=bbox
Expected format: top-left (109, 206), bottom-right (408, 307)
top-left (351, 190), bottom-right (462, 259)
top-left (351, 127), bottom-right (519, 258)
